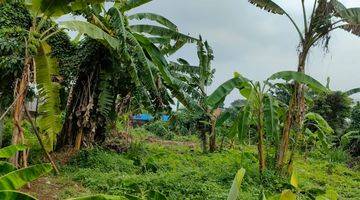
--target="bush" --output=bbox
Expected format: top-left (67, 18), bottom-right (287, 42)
top-left (0, 117), bottom-right (14, 147)
top-left (143, 121), bottom-right (174, 140)
top-left (68, 148), bottom-right (136, 173)
top-left (326, 148), bottom-right (349, 163)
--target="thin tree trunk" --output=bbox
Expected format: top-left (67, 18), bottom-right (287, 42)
top-left (201, 131), bottom-right (207, 153)
top-left (10, 57), bottom-right (31, 167)
top-left (257, 106), bottom-right (266, 173)
top-left (24, 105), bottom-right (59, 174)
top-left (209, 116), bottom-right (217, 152)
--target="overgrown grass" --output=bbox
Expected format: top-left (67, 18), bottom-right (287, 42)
top-left (54, 129), bottom-right (359, 200)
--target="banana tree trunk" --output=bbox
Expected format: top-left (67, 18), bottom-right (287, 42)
top-left (200, 130), bottom-right (208, 153)
top-left (209, 117), bottom-right (217, 152)
top-left (257, 105), bottom-right (266, 173)
top-left (276, 50), bottom-right (307, 169)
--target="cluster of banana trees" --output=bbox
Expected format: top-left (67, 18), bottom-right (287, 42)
top-left (208, 71), bottom-right (333, 173)
top-left (244, 0), bottom-right (360, 170)
top-left (0, 0), bottom-right (205, 165)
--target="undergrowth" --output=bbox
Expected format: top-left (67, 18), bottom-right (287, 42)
top-left (55, 130), bottom-right (359, 200)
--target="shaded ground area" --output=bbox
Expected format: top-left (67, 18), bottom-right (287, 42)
top-left (20, 176), bottom-right (90, 200)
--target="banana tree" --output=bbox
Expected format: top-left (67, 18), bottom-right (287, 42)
top-left (207, 71), bottom-right (329, 173)
top-left (57, 1), bottom-right (198, 150)
top-left (164, 37), bottom-right (217, 152)
top-left (0, 0), bottom-right (80, 167)
top-left (247, 0), bottom-right (360, 169)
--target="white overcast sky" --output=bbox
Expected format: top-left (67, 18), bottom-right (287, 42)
top-left (130, 0), bottom-right (360, 105)
top-left (61, 0), bottom-right (360, 105)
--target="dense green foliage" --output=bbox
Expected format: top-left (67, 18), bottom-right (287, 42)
top-left (53, 130), bottom-right (359, 200)
top-left (312, 91), bottom-right (352, 135)
top-left (0, 1), bottom-right (359, 199)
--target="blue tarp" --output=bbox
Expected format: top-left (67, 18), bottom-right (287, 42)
top-left (133, 114), bottom-right (169, 122)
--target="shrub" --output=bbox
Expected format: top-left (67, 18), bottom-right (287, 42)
top-left (143, 121), bottom-right (174, 140)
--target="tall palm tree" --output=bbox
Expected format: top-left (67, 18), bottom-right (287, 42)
top-left (247, 0), bottom-right (360, 168)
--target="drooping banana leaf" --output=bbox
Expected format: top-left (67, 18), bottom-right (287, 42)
top-left (0, 163), bottom-right (52, 190)
top-left (268, 71), bottom-right (328, 93)
top-left (206, 76), bottom-right (249, 108)
top-left (60, 21), bottom-right (120, 50)
top-left (345, 87), bottom-right (360, 96)
top-left (305, 112), bottom-right (333, 135)
top-left (135, 33), bottom-right (202, 111)
top-left (337, 8), bottom-right (360, 36)
top-left (35, 41), bottom-right (61, 151)
top-left (227, 168), bottom-right (246, 200)
top-left (128, 13), bottom-right (178, 30)
top-left (237, 103), bottom-right (251, 142)
top-left (120, 0), bottom-right (153, 12)
top-left (264, 94), bottom-right (279, 144)
top-left (0, 190), bottom-right (37, 200)
top-left (0, 145), bottom-right (27, 159)
top-left (248, 0), bottom-right (285, 15)
top-left (130, 24), bottom-right (198, 43)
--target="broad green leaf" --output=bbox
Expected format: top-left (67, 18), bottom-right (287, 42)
top-left (0, 163), bottom-right (52, 190)
top-left (130, 25), bottom-right (197, 43)
top-left (248, 0), bottom-right (285, 15)
top-left (305, 112), bottom-right (333, 135)
top-left (279, 190), bottom-right (296, 200)
top-left (0, 145), bottom-right (27, 159)
top-left (337, 8), bottom-right (360, 24)
top-left (35, 41), bottom-right (61, 151)
top-left (290, 170), bottom-right (299, 189)
top-left (0, 162), bottom-right (16, 176)
top-left (335, 6), bottom-right (360, 36)
top-left (120, 0), bottom-right (153, 11)
top-left (128, 13), bottom-right (178, 30)
top-left (67, 194), bottom-right (127, 200)
top-left (227, 168), bottom-right (246, 200)
top-left (238, 103), bottom-right (251, 142)
top-left (207, 76), bottom-right (249, 107)
top-left (135, 33), bottom-right (202, 112)
top-left (264, 95), bottom-right (279, 144)
top-left (268, 71), bottom-right (328, 93)
top-left (0, 190), bottom-right (37, 200)
top-left (345, 88), bottom-right (360, 96)
top-left (330, 0), bottom-right (346, 13)
top-left (60, 21), bottom-right (120, 50)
